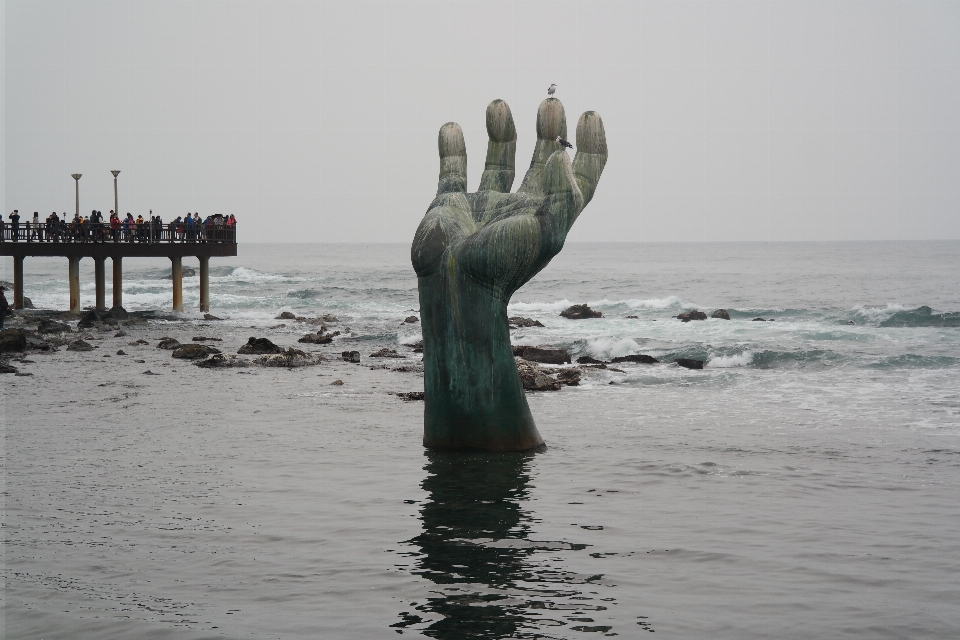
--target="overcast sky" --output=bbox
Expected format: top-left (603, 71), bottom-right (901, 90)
top-left (4, 0), bottom-right (959, 243)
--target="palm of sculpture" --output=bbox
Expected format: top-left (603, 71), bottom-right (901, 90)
top-left (412, 98), bottom-right (607, 451)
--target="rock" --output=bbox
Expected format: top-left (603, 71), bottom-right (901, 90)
top-left (403, 316), bottom-right (419, 324)
top-left (321, 314), bottom-right (339, 323)
top-left (192, 336), bottom-right (223, 342)
top-left (711, 309), bottom-right (731, 320)
top-left (560, 304), bottom-right (602, 319)
top-left (610, 354), bottom-right (659, 364)
top-left (520, 346), bottom-right (571, 365)
top-left (254, 347), bottom-right (324, 368)
top-left (156, 338), bottom-right (182, 350)
top-left (108, 307), bottom-right (129, 320)
top-left (625, 315), bottom-right (639, 319)
top-left (15, 372), bottom-right (34, 376)
top-left (845, 321), bottom-right (855, 325)
top-left (516, 359), bottom-right (561, 391)
top-left (512, 345), bottom-right (526, 357)
top-left (508, 317), bottom-right (545, 328)
top-left (393, 364), bottom-right (424, 373)
top-left (0, 362), bottom-right (18, 374)
top-left (276, 311), bottom-right (297, 320)
top-left (114, 330), bottom-right (128, 338)
top-left (676, 358), bottom-right (705, 370)
top-left (203, 313), bottom-right (222, 321)
top-left (556, 368), bottom-right (581, 386)
top-left (237, 337), bottom-right (283, 355)
top-left (409, 340), bottom-right (423, 353)
top-left (576, 355), bottom-right (605, 364)
top-left (195, 354), bottom-right (250, 368)
top-left (297, 317), bottom-right (327, 326)
top-left (66, 339), bottom-right (94, 352)
top-left (299, 330), bottom-right (339, 344)
top-left (24, 333), bottom-right (53, 351)
top-left (37, 319), bottom-right (71, 335)
top-left (77, 309), bottom-right (119, 329)
top-left (676, 310), bottom-right (707, 322)
top-left (341, 351), bottom-right (361, 363)
top-left (752, 317), bottom-right (766, 322)
top-left (142, 369), bottom-right (159, 375)
top-left (116, 349), bottom-right (126, 355)
top-left (172, 344), bottom-right (222, 359)
top-left (22, 297), bottom-right (35, 309)
top-left (370, 348), bottom-right (403, 358)
top-left (166, 267), bottom-right (196, 279)
top-left (134, 359), bottom-right (145, 363)
top-left (396, 391), bottom-right (425, 401)
top-left (129, 339), bottom-right (149, 346)
top-left (330, 379), bottom-right (344, 386)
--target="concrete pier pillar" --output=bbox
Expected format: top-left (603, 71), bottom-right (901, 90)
top-left (198, 256), bottom-right (209, 312)
top-left (171, 256), bottom-right (183, 312)
top-left (94, 257), bottom-right (106, 310)
top-left (112, 257), bottom-right (123, 310)
top-left (68, 256), bottom-right (81, 314)
top-left (13, 255), bottom-right (24, 309)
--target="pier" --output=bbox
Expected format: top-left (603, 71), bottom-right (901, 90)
top-left (1, 226), bottom-right (237, 313)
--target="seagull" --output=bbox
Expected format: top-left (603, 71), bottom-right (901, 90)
top-left (557, 136), bottom-right (573, 149)
top-left (547, 83), bottom-right (557, 96)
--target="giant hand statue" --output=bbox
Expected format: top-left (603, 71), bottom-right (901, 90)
top-left (412, 98), bottom-right (607, 451)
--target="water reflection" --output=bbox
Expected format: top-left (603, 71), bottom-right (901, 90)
top-left (395, 451), bottom-right (617, 638)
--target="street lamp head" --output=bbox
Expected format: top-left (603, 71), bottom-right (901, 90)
top-left (71, 173), bottom-right (82, 181)
top-left (111, 170), bottom-right (121, 178)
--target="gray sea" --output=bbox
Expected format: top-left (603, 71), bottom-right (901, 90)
top-left (4, 241), bottom-right (960, 638)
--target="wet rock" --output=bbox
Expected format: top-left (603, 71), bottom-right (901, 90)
top-left (254, 347), bottom-right (324, 368)
top-left (134, 359), bottom-right (146, 363)
top-left (512, 345), bottom-right (526, 357)
top-left (195, 354), bottom-right (249, 368)
top-left (408, 340), bottom-right (423, 353)
top-left (711, 309), bottom-right (731, 320)
top-left (556, 368), bottom-right (581, 386)
top-left (192, 336), bottom-right (223, 342)
top-left (276, 311), bottom-right (296, 320)
top-left (15, 372), bottom-right (34, 376)
top-left (165, 267), bottom-right (196, 279)
top-left (22, 297), bottom-right (35, 309)
top-left (576, 355), bottom-right (605, 364)
top-left (330, 379), bottom-right (344, 386)
top-left (37, 319), bottom-right (71, 335)
top-left (676, 310), bottom-right (707, 322)
top-left (341, 351), bottom-right (361, 363)
top-left (299, 330), bottom-right (339, 344)
top-left (393, 364), bottom-right (424, 373)
top-left (116, 349), bottom-right (126, 356)
top-left (625, 315), bottom-right (639, 319)
top-left (0, 362), bottom-right (18, 374)
top-left (845, 320), bottom-right (855, 325)
top-left (172, 344), bottom-right (222, 359)
top-left (203, 313), bottom-right (222, 321)
top-left (520, 346), bottom-right (571, 365)
top-left (129, 339), bottom-right (149, 346)
top-left (516, 359), bottom-right (561, 391)
top-left (396, 391), bottom-right (425, 401)
top-left (370, 348), bottom-right (404, 358)
top-left (238, 337), bottom-right (283, 355)
top-left (142, 369), bottom-right (159, 375)
top-left (509, 317), bottom-right (545, 328)
top-left (114, 330), bottom-right (128, 338)
top-left (77, 309), bottom-right (119, 329)
top-left (297, 317), bottom-right (327, 326)
top-left (66, 339), bottom-right (95, 352)
top-left (24, 333), bottom-right (53, 352)
top-left (752, 317), bottom-right (767, 322)
top-left (611, 354), bottom-right (659, 364)
top-left (676, 358), bottom-right (705, 370)
top-left (403, 316), bottom-right (419, 324)
top-left (321, 314), bottom-right (339, 323)
top-left (156, 338), bottom-right (182, 350)
top-left (560, 304), bottom-right (602, 319)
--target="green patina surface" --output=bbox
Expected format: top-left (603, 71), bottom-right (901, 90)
top-left (412, 98), bottom-right (608, 451)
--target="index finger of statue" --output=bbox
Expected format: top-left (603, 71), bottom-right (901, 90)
top-left (437, 122), bottom-right (467, 195)
top-left (518, 98), bottom-right (567, 196)
top-left (572, 111), bottom-right (608, 206)
top-left (478, 100), bottom-right (517, 193)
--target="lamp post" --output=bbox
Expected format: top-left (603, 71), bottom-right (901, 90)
top-left (71, 173), bottom-right (82, 218)
top-left (111, 170), bottom-right (120, 218)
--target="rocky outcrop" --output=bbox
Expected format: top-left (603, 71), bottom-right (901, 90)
top-left (172, 344), bottom-right (222, 359)
top-left (166, 267), bottom-right (196, 279)
top-left (403, 316), bottom-right (419, 324)
top-left (254, 347), bottom-right (324, 368)
top-left (203, 313), bottom-right (222, 321)
top-left (560, 304), bottom-right (602, 319)
top-left (0, 361), bottom-right (18, 374)
top-left (752, 317), bottom-right (767, 322)
top-left (195, 354), bottom-right (250, 368)
top-left (370, 348), bottom-right (403, 358)
top-left (516, 359), bottom-right (561, 391)
top-left (192, 336), bottom-right (223, 342)
top-left (611, 354), bottom-right (659, 364)
top-left (78, 309), bottom-right (119, 329)
top-left (711, 309), bottom-right (731, 320)
top-left (0, 329), bottom-right (28, 353)
top-left (576, 355), bottom-right (604, 364)
top-left (676, 358), bottom-right (704, 370)
top-left (508, 317), bottom-right (545, 328)
top-left (276, 311), bottom-right (296, 320)
top-left (67, 339), bottom-right (95, 352)
top-left (676, 310), bottom-right (707, 322)
top-left (518, 346), bottom-right (571, 365)
top-left (299, 330), bottom-right (339, 344)
top-left (238, 337), bottom-right (283, 355)
top-left (341, 350), bottom-right (361, 363)
top-left (157, 338), bottom-right (182, 350)
top-left (396, 391), bottom-right (425, 401)
top-left (555, 368), bottom-right (581, 386)
top-left (408, 340), bottom-right (423, 353)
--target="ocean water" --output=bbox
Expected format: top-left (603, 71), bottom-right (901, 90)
top-left (4, 241), bottom-right (960, 638)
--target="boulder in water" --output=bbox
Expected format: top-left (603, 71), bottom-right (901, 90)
top-left (560, 304), bottom-right (602, 319)
top-left (396, 391), bottom-right (425, 401)
top-left (408, 340), bottom-right (423, 353)
top-left (172, 343), bottom-right (222, 359)
top-left (576, 355), bottom-right (605, 364)
top-left (676, 310), bottom-right (707, 322)
top-left (22, 297), bottom-right (34, 309)
top-left (0, 361), bottom-right (18, 374)
top-left (403, 316), bottom-right (419, 324)
top-left (520, 346), bottom-right (571, 365)
top-left (78, 309), bottom-right (119, 329)
top-left (203, 313), bottom-right (222, 321)
top-left (752, 317), bottom-right (767, 322)
top-left (157, 338), bottom-right (182, 350)
top-left (108, 306), bottom-right (129, 320)
top-left (1, 329), bottom-right (28, 353)
top-left (67, 339), bottom-right (95, 352)
top-left (37, 319), bottom-right (71, 335)
top-left (611, 354), bottom-right (659, 364)
top-left (255, 347), bottom-right (324, 368)
top-left (276, 311), bottom-right (296, 320)
top-left (676, 358), bottom-right (704, 370)
top-left (195, 354), bottom-right (250, 368)
top-left (166, 267), bottom-right (196, 279)
top-left (370, 348), bottom-right (403, 358)
top-left (556, 368), bottom-right (582, 386)
top-left (516, 359), bottom-right (561, 391)
top-left (509, 316), bottom-right (545, 328)
top-left (238, 337), bottom-right (283, 355)
top-left (341, 351), bottom-right (361, 363)
top-left (299, 330), bottom-right (339, 344)
top-left (711, 309), bottom-right (731, 320)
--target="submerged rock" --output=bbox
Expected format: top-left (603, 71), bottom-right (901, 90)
top-left (0, 361), bottom-right (18, 374)
top-left (370, 348), bottom-right (403, 358)
top-left (676, 310), bottom-right (707, 322)
top-left (560, 304), bottom-right (602, 319)
top-left (172, 344), bottom-right (222, 359)
top-left (299, 330), bottom-right (339, 344)
top-left (238, 337), bottom-right (283, 355)
top-left (195, 354), bottom-right (250, 368)
top-left (509, 316), bottom-right (545, 328)
top-left (752, 317), bottom-right (767, 322)
top-left (519, 346), bottom-right (571, 365)
top-left (0, 329), bottom-right (28, 353)
top-left (254, 347), bottom-right (324, 368)
top-left (711, 309), bottom-right (731, 320)
top-left (341, 351), bottom-right (361, 363)
top-left (156, 338), bottom-right (182, 350)
top-left (203, 313), bottom-right (222, 321)
top-left (165, 267), bottom-right (196, 279)
top-left (516, 359), bottom-right (561, 391)
top-left (396, 391), bottom-right (425, 401)
top-left (66, 339), bottom-right (95, 352)
top-left (676, 358), bottom-right (704, 370)
top-left (611, 354), bottom-right (659, 364)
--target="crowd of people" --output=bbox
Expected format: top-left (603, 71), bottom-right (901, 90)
top-left (2, 209), bottom-right (237, 244)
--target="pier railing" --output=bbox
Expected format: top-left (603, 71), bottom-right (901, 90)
top-left (0, 221), bottom-right (237, 244)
